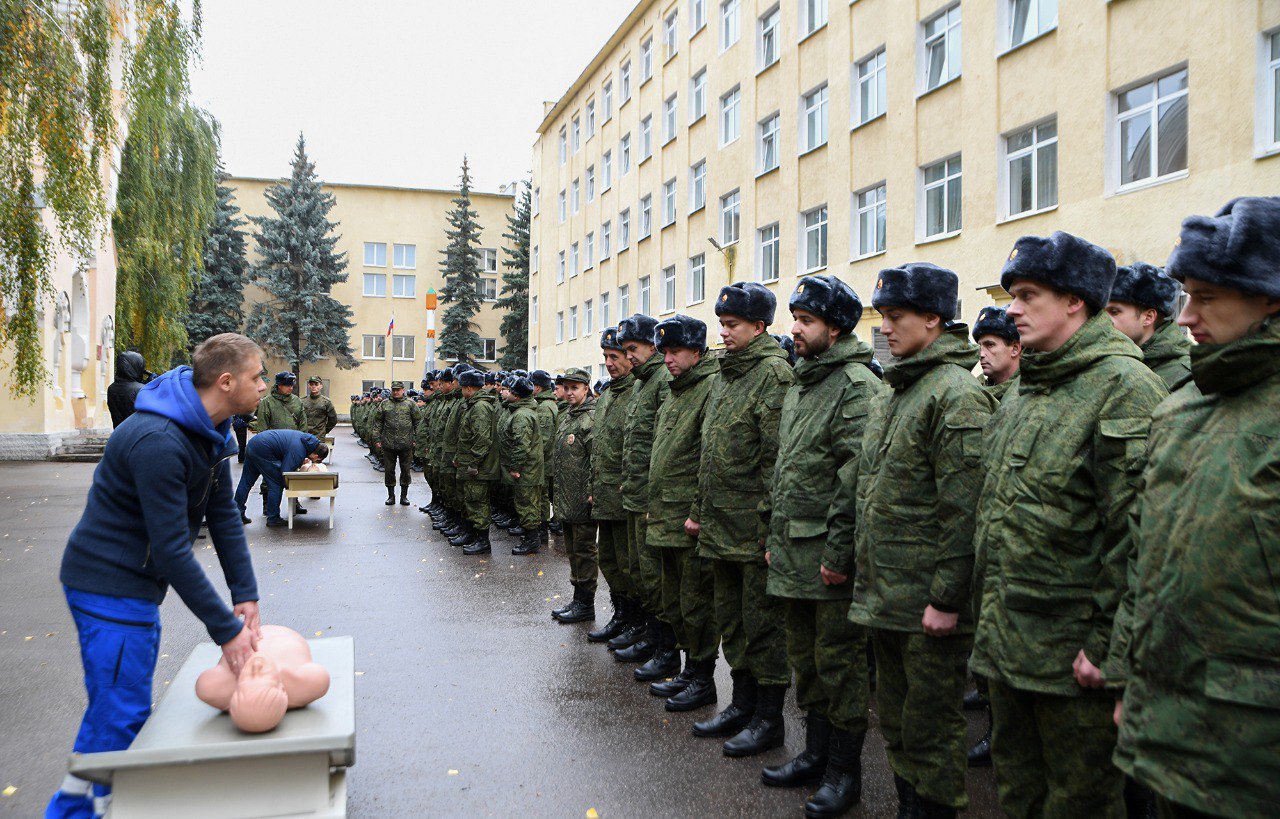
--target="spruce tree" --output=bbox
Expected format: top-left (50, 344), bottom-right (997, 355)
top-left (186, 167), bottom-right (248, 351)
top-left (496, 180), bottom-right (530, 369)
top-left (437, 156), bottom-right (485, 364)
top-left (244, 135), bottom-right (357, 375)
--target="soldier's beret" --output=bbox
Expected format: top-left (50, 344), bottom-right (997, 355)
top-left (715, 282), bottom-right (776, 325)
top-left (1109, 262), bottom-right (1181, 317)
top-left (437, 369), bottom-right (456, 383)
top-left (788, 274), bottom-right (863, 332)
top-left (509, 376), bottom-right (534, 398)
top-left (771, 333), bottom-right (797, 366)
top-left (1166, 196), bottom-right (1280, 300)
top-left (972, 306), bottom-right (1020, 344)
top-left (458, 370), bottom-right (485, 388)
top-left (873, 263), bottom-right (959, 321)
top-left (654, 314), bottom-right (707, 351)
top-left (307, 375), bottom-right (322, 384)
top-left (561, 367), bottom-right (592, 385)
top-left (275, 371), bottom-right (296, 385)
top-left (617, 314), bottom-right (659, 345)
top-left (530, 370), bottom-right (555, 389)
top-left (1000, 231), bottom-right (1117, 311)
top-left (600, 326), bottom-right (624, 351)
top-left (390, 380), bottom-right (405, 389)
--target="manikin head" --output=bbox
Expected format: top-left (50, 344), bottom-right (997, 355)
top-left (227, 654), bottom-right (289, 733)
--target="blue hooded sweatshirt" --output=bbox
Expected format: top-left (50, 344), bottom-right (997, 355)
top-left (60, 366), bottom-right (258, 645)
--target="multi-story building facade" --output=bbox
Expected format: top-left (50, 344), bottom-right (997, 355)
top-left (229, 178), bottom-right (516, 409)
top-left (530, 0), bottom-right (1280, 374)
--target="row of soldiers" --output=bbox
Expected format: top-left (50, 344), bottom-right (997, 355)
top-left (457, 196), bottom-right (1270, 819)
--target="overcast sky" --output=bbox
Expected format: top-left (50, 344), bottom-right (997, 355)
top-left (190, 1), bottom-right (636, 193)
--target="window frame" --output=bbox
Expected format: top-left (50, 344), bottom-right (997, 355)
top-left (585, 231), bottom-right (595, 270)
top-left (601, 219), bottom-right (612, 258)
top-left (621, 60), bottom-right (633, 101)
top-left (363, 241), bottom-right (387, 267)
top-left (391, 334), bottom-right (415, 362)
top-left (661, 265), bottom-right (677, 313)
top-left (801, 83), bottom-right (829, 153)
top-left (361, 334), bottom-right (386, 360)
top-left (362, 272), bottom-right (387, 298)
top-left (586, 164), bottom-right (596, 202)
top-left (801, 204), bottom-right (829, 274)
top-left (391, 273), bottom-right (416, 299)
top-left (603, 80), bottom-right (614, 121)
top-left (619, 283), bottom-right (631, 318)
top-left (602, 150), bottom-right (613, 191)
top-left (1110, 65), bottom-right (1189, 193)
top-left (392, 242), bottom-right (416, 269)
top-left (639, 275), bottom-right (652, 315)
top-left (1000, 118), bottom-right (1059, 221)
top-left (759, 4), bottom-right (781, 70)
top-left (919, 154), bottom-right (964, 241)
top-left (758, 223), bottom-right (780, 282)
top-left (569, 305), bottom-right (578, 338)
top-left (664, 9), bottom-right (680, 62)
top-left (690, 68), bottom-right (708, 123)
top-left (800, 0), bottom-right (828, 39)
top-left (758, 112), bottom-right (781, 173)
top-left (720, 189), bottom-right (741, 246)
top-left (852, 183), bottom-right (887, 260)
top-left (556, 311), bottom-right (565, 344)
top-left (621, 132), bottom-right (633, 174)
top-left (641, 36), bottom-right (654, 82)
top-left (1001, 0), bottom-right (1057, 54)
top-left (721, 0), bottom-right (741, 51)
top-left (662, 178), bottom-right (678, 226)
top-left (639, 194), bottom-right (653, 239)
top-left (584, 297), bottom-right (594, 336)
top-left (692, 0), bottom-right (707, 34)
top-left (690, 160), bottom-right (707, 212)
top-left (721, 85), bottom-right (742, 146)
top-left (619, 208), bottom-right (632, 250)
top-left (854, 47), bottom-right (887, 128)
top-left (920, 3), bottom-right (962, 95)
top-left (664, 93), bottom-right (679, 144)
top-left (641, 115), bottom-right (654, 161)
top-left (688, 252), bottom-right (706, 304)
top-left (1260, 29), bottom-right (1280, 155)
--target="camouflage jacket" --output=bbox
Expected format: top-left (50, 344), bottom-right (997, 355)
top-left (502, 396), bottom-right (544, 483)
top-left (250, 388), bottom-right (305, 432)
top-left (646, 356), bottom-right (718, 549)
top-left (622, 352), bottom-right (672, 514)
top-left (1140, 320), bottom-right (1193, 392)
top-left (414, 395), bottom-right (435, 460)
top-left (847, 327), bottom-right (996, 628)
top-left (590, 372), bottom-right (636, 521)
top-left (1112, 320), bottom-right (1280, 818)
top-left (969, 313), bottom-right (1167, 695)
top-left (767, 335), bottom-right (886, 601)
top-left (552, 396), bottom-right (596, 522)
top-left (696, 332), bottom-right (794, 563)
top-left (300, 394), bottom-right (337, 438)
top-left (496, 399), bottom-right (516, 485)
top-left (454, 391), bottom-right (499, 481)
top-left (534, 391), bottom-right (560, 478)
top-left (429, 391), bottom-right (456, 462)
top-left (982, 371), bottom-right (1020, 403)
top-left (440, 391), bottom-right (466, 468)
top-left (372, 396), bottom-right (420, 451)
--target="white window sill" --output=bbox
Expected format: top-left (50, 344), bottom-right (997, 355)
top-left (392, 358), bottom-right (415, 363)
top-left (998, 204), bottom-right (1058, 225)
top-left (798, 23), bottom-right (827, 46)
top-left (640, 154), bottom-right (653, 167)
top-left (620, 97), bottom-right (632, 110)
top-left (639, 234), bottom-right (652, 243)
top-left (851, 111), bottom-right (886, 133)
top-left (392, 294), bottom-right (417, 300)
top-left (1111, 170), bottom-right (1189, 198)
top-left (1254, 143), bottom-right (1280, 160)
top-left (798, 142), bottom-right (828, 158)
top-left (917, 74), bottom-right (961, 100)
top-left (362, 293), bottom-right (386, 299)
top-left (663, 220), bottom-right (677, 229)
top-left (686, 299), bottom-right (705, 307)
top-left (663, 136), bottom-right (677, 147)
top-left (916, 229), bottom-right (962, 246)
top-left (391, 266), bottom-right (415, 271)
top-left (756, 164), bottom-right (780, 180)
top-left (760, 277), bottom-right (780, 286)
top-left (362, 357), bottom-right (386, 362)
top-left (757, 58), bottom-right (780, 78)
top-left (801, 266), bottom-right (828, 277)
top-left (689, 204), bottom-right (706, 215)
top-left (690, 113), bottom-right (707, 126)
top-left (659, 309), bottom-right (677, 316)
top-left (691, 23), bottom-right (706, 40)
top-left (618, 245), bottom-right (630, 254)
top-left (720, 135), bottom-right (741, 148)
top-left (998, 26), bottom-right (1056, 59)
top-left (850, 249), bottom-right (887, 263)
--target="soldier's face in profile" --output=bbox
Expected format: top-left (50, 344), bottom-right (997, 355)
top-left (603, 348), bottom-right (631, 379)
top-left (790, 309), bottom-right (838, 359)
top-left (622, 340), bottom-right (654, 369)
top-left (277, 383), bottom-right (293, 395)
top-left (878, 307), bottom-right (938, 358)
top-left (662, 346), bottom-right (701, 377)
top-left (719, 315), bottom-right (763, 352)
top-left (1178, 278), bottom-right (1280, 345)
top-left (977, 336), bottom-right (1021, 379)
top-left (1105, 302), bottom-right (1157, 346)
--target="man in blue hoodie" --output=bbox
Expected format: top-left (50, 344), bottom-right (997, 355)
top-left (48, 333), bottom-right (267, 819)
top-left (234, 429), bottom-right (327, 527)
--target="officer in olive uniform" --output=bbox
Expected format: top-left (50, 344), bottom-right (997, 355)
top-left (451, 370), bottom-right (500, 554)
top-left (300, 376), bottom-right (337, 440)
top-left (371, 381), bottom-right (421, 506)
top-left (549, 368), bottom-right (598, 623)
top-left (250, 372), bottom-right (307, 514)
top-left (1104, 262), bottom-right (1193, 391)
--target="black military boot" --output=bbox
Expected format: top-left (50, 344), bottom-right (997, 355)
top-left (512, 529), bottom-right (541, 555)
top-left (649, 652), bottom-right (694, 697)
top-left (507, 524), bottom-right (526, 537)
top-left (614, 616), bottom-right (657, 663)
top-left (441, 516), bottom-right (467, 538)
top-left (963, 687), bottom-right (988, 710)
top-left (634, 623), bottom-right (680, 681)
top-left (803, 727), bottom-right (864, 817)
top-left (692, 670), bottom-right (756, 737)
top-left (547, 519), bottom-right (564, 535)
top-left (606, 611), bottom-right (646, 651)
top-left (448, 524), bottom-right (476, 548)
top-left (916, 798), bottom-right (956, 819)
top-left (894, 774), bottom-right (922, 819)
top-left (666, 657), bottom-right (718, 712)
top-left (551, 590), bottom-right (575, 619)
top-left (554, 586), bottom-right (596, 623)
top-left (431, 510), bottom-right (451, 530)
top-left (763, 713), bottom-right (832, 788)
top-left (723, 683), bottom-right (787, 757)
top-left (384, 488), bottom-right (395, 506)
top-left (968, 704), bottom-right (992, 767)
top-left (539, 523), bottom-right (550, 544)
top-left (462, 527), bottom-right (492, 555)
top-left (399, 486), bottom-right (410, 506)
top-left (492, 509), bottom-right (513, 528)
top-left (589, 594), bottom-right (628, 643)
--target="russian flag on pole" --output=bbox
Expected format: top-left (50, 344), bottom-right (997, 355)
top-left (386, 314), bottom-right (395, 337)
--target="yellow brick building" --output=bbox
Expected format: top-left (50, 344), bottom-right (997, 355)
top-left (530, 0), bottom-right (1280, 373)
top-left (228, 177), bottom-right (517, 411)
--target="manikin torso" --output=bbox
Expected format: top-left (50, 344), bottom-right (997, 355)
top-left (196, 625), bottom-right (330, 733)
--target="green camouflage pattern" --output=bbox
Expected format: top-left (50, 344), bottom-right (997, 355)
top-left (714, 559), bottom-right (789, 685)
top-left (597, 520), bottom-right (632, 598)
top-left (1140, 320), bottom-right (1193, 392)
top-left (461, 479), bottom-right (492, 529)
top-left (626, 511), bottom-right (661, 613)
top-left (552, 396), bottom-right (596, 523)
top-left (371, 395), bottom-right (421, 452)
top-left (622, 352), bottom-right (671, 514)
top-left (495, 398), bottom-right (515, 486)
top-left (695, 332), bottom-right (794, 562)
top-left (786, 598), bottom-right (870, 734)
top-left (503, 395), bottom-right (544, 528)
top-left (455, 391), bottom-right (499, 481)
top-left (767, 334), bottom-right (886, 601)
top-left (250, 387), bottom-right (305, 432)
top-left (589, 372), bottom-right (636, 521)
top-left (982, 372), bottom-right (1020, 402)
top-left (970, 312), bottom-right (1167, 695)
top-left (660, 547), bottom-right (717, 662)
top-left (300, 394), bottom-right (337, 438)
top-left (646, 355), bottom-right (717, 549)
top-left (1113, 320), bottom-right (1280, 819)
top-left (564, 521), bottom-right (600, 593)
top-left (534, 390), bottom-right (560, 473)
top-left (848, 326), bottom-right (996, 631)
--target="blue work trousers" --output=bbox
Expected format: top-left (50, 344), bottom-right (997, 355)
top-left (235, 452), bottom-right (284, 520)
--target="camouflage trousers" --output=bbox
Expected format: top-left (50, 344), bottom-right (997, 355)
top-left (596, 519), bottom-right (632, 599)
top-left (659, 547), bottom-right (717, 663)
top-left (461, 480), bottom-right (492, 530)
top-left (490, 481), bottom-right (512, 514)
top-left (873, 629), bottom-right (972, 810)
top-left (625, 513), bottom-right (663, 616)
top-left (563, 521), bottom-right (599, 594)
top-left (437, 466), bottom-right (457, 508)
top-left (380, 447), bottom-right (413, 488)
top-left (786, 598), bottom-right (870, 734)
top-left (1155, 795), bottom-right (1217, 819)
top-left (712, 559), bottom-right (789, 687)
top-left (511, 477), bottom-right (545, 530)
top-left (988, 679), bottom-right (1125, 819)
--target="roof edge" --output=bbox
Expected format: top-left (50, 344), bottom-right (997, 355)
top-left (224, 176), bottom-right (515, 199)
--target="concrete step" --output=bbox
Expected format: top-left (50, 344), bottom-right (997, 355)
top-left (51, 453), bottom-right (102, 463)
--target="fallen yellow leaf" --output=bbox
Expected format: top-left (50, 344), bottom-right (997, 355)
top-left (447, 769), bottom-right (459, 776)
top-left (314, 631), bottom-right (323, 637)
top-left (537, 571), bottom-right (544, 577)
top-left (586, 809), bottom-right (599, 819)
top-left (2, 786), bottom-right (15, 796)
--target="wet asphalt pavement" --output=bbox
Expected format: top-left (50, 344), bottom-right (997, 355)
top-left (0, 426), bottom-right (1001, 817)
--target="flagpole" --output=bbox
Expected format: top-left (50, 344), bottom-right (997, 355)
top-left (389, 312), bottom-right (395, 387)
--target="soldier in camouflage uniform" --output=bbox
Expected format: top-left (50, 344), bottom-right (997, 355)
top-left (501, 377), bottom-right (545, 556)
top-left (970, 232), bottom-right (1167, 819)
top-left (549, 368), bottom-right (598, 623)
top-left (1111, 197), bottom-right (1280, 819)
top-left (759, 276), bottom-right (884, 817)
top-left (645, 315), bottom-right (720, 712)
top-left (251, 372), bottom-right (306, 433)
top-left (849, 265), bottom-right (997, 818)
top-left (1104, 262), bottom-right (1193, 392)
top-left (973, 306), bottom-right (1022, 403)
top-left (371, 381), bottom-right (421, 506)
top-left (450, 370), bottom-right (500, 554)
top-left (590, 328), bottom-right (639, 647)
top-left (615, 314), bottom-right (674, 675)
top-left (435, 366), bottom-right (472, 538)
top-left (530, 371), bottom-right (560, 542)
top-left (492, 376), bottom-right (519, 530)
top-left (428, 371), bottom-right (459, 526)
top-left (692, 283), bottom-right (795, 758)
top-left (300, 376), bottom-right (337, 439)
top-left (415, 374), bottom-right (438, 512)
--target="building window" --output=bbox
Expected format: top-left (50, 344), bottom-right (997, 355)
top-left (478, 278), bottom-right (498, 301)
top-left (854, 184), bottom-right (887, 258)
top-left (572, 115), bottom-right (581, 151)
top-left (571, 179), bottom-right (580, 213)
top-left (361, 380), bottom-right (385, 393)
top-left (641, 36), bottom-right (654, 81)
top-left (558, 127), bottom-right (567, 164)
top-left (478, 339), bottom-right (498, 362)
top-left (664, 94), bottom-right (679, 143)
top-left (1005, 120), bottom-right (1058, 218)
top-left (1267, 30), bottom-right (1280, 150)
top-left (532, 187), bottom-right (540, 217)
top-left (532, 295), bottom-right (539, 324)
top-left (586, 165), bottom-right (596, 202)
top-left (391, 335), bottom-right (415, 361)
top-left (692, 0), bottom-right (707, 33)
top-left (688, 253), bottom-right (706, 303)
top-left (802, 206), bottom-right (828, 273)
top-left (641, 116), bottom-right (654, 160)
top-left (922, 4), bottom-right (962, 93)
top-left (802, 84), bottom-right (829, 152)
top-left (602, 150), bottom-right (612, 191)
top-left (639, 194), bottom-right (653, 239)
top-left (664, 10), bottom-right (679, 61)
top-left (663, 178), bottom-right (677, 226)
top-left (1115, 67), bottom-right (1188, 190)
top-left (639, 275), bottom-right (652, 315)
top-left (721, 87), bottom-right (742, 145)
top-left (1007, 0), bottom-right (1056, 50)
top-left (586, 100), bottom-right (596, 138)
top-left (603, 80), bottom-right (614, 121)
top-left (532, 245), bottom-right (539, 273)
top-left (392, 243), bottom-right (416, 269)
top-left (720, 190), bottom-right (740, 245)
top-left (759, 113), bottom-right (780, 173)
top-left (585, 232), bottom-right (595, 269)
top-left (855, 48), bottom-right (887, 125)
top-left (569, 305), bottom-right (578, 337)
top-left (601, 291), bottom-right (611, 327)
top-left (570, 242), bottom-right (580, 276)
top-left (363, 272), bottom-right (387, 297)
top-left (584, 298), bottom-right (594, 335)
top-left (362, 334), bottom-right (386, 359)
top-left (690, 160), bottom-right (707, 212)
top-left (392, 274), bottom-right (416, 298)
top-left (922, 155), bottom-right (963, 238)
top-left (619, 208), bottom-right (632, 249)
top-left (662, 266), bottom-right (677, 312)
top-left (758, 223), bottom-right (780, 282)
top-left (619, 284), bottom-right (631, 317)
top-left (759, 5), bottom-right (780, 69)
top-left (557, 250), bottom-right (566, 283)
top-left (721, 0), bottom-right (740, 50)
top-left (621, 133), bottom-right (632, 174)
top-left (558, 190), bottom-right (567, 223)
top-left (556, 311), bottom-right (565, 343)
top-left (621, 60), bottom-right (632, 101)
top-left (477, 248), bottom-right (498, 273)
top-left (601, 220), bottom-right (612, 258)
top-left (691, 69), bottom-right (708, 122)
top-left (364, 241), bottom-right (387, 267)
top-left (800, 0), bottom-right (827, 37)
